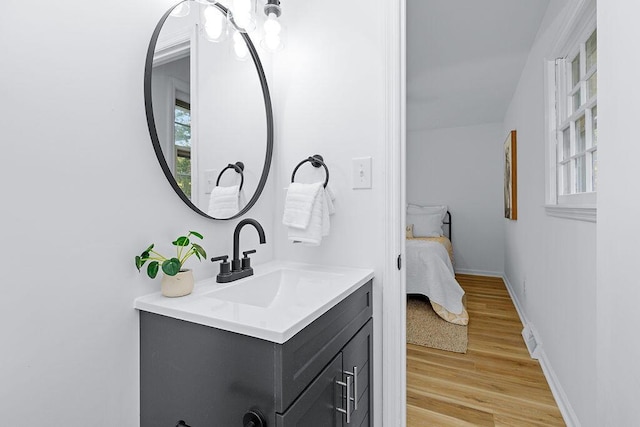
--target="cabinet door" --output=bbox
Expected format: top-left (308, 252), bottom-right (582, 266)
top-left (341, 319), bottom-right (373, 427)
top-left (276, 354), bottom-right (344, 427)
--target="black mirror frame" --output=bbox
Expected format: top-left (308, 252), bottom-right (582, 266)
top-left (144, 1), bottom-right (274, 220)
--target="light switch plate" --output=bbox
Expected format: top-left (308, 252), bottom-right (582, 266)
top-left (352, 157), bottom-right (372, 189)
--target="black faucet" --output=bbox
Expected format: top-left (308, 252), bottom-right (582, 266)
top-left (211, 218), bottom-right (266, 283)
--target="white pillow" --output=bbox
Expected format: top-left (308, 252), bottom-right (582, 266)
top-left (407, 204), bottom-right (447, 221)
top-left (406, 212), bottom-right (443, 237)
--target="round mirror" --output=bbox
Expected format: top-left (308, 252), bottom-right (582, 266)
top-left (144, 0), bottom-right (273, 220)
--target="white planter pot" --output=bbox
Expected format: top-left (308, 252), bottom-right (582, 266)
top-left (161, 269), bottom-right (194, 297)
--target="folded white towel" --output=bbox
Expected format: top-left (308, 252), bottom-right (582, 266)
top-left (325, 183), bottom-right (336, 215)
top-left (282, 182), bottom-right (323, 229)
top-left (208, 185), bottom-right (239, 218)
top-left (287, 186), bottom-right (329, 246)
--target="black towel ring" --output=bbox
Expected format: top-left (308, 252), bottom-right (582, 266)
top-left (216, 161), bottom-right (245, 191)
top-left (291, 154), bottom-right (329, 188)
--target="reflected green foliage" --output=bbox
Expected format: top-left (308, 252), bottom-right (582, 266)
top-left (175, 156), bottom-right (192, 199)
top-left (174, 102), bottom-right (192, 198)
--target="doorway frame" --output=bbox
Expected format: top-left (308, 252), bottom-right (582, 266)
top-left (382, 0), bottom-right (407, 425)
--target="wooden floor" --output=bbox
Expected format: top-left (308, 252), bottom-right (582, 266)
top-left (407, 274), bottom-right (565, 426)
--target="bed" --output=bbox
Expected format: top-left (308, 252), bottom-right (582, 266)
top-left (406, 205), bottom-right (468, 325)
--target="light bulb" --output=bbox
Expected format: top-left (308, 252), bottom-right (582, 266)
top-left (170, 2), bottom-right (190, 18)
top-left (233, 31), bottom-right (249, 60)
top-left (203, 5), bottom-right (227, 42)
top-left (229, 0), bottom-right (256, 32)
top-left (263, 13), bottom-right (281, 35)
top-left (261, 12), bottom-right (285, 52)
top-left (264, 34), bottom-right (281, 51)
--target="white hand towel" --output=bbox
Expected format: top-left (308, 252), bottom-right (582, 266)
top-left (208, 185), bottom-right (239, 218)
top-left (325, 184), bottom-right (337, 215)
top-left (287, 186), bottom-right (329, 246)
top-left (282, 182), bottom-right (323, 229)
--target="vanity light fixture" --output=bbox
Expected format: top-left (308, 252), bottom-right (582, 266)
top-left (228, 0), bottom-right (257, 33)
top-left (262, 0), bottom-right (285, 52)
top-left (194, 0), bottom-right (285, 56)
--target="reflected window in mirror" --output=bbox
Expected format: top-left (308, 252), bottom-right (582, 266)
top-left (174, 99), bottom-right (192, 199)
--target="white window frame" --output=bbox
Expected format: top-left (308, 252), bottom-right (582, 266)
top-left (544, 0), bottom-right (597, 222)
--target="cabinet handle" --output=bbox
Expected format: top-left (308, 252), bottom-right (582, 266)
top-left (344, 366), bottom-right (358, 411)
top-left (336, 375), bottom-right (352, 424)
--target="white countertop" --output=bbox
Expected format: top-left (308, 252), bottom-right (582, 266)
top-left (134, 260), bottom-right (374, 344)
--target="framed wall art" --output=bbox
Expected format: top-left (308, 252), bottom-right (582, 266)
top-left (504, 130), bottom-right (517, 220)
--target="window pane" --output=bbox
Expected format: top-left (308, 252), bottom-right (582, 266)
top-left (592, 150), bottom-right (598, 191)
top-left (592, 105), bottom-right (598, 146)
top-left (563, 164), bottom-right (571, 195)
top-left (175, 156), bottom-right (192, 199)
top-left (575, 156), bottom-right (586, 193)
top-left (562, 128), bottom-right (571, 160)
top-left (588, 71), bottom-right (597, 99)
top-left (586, 30), bottom-right (597, 70)
top-left (571, 55), bottom-right (581, 87)
top-left (175, 123), bottom-right (191, 147)
top-left (174, 103), bottom-right (191, 148)
top-left (573, 91), bottom-right (582, 112)
top-left (576, 116), bottom-right (586, 153)
top-left (175, 104), bottom-right (190, 125)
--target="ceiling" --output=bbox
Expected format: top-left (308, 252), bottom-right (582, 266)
top-left (407, 0), bottom-right (550, 131)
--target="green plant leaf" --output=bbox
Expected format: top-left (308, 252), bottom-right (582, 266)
top-left (173, 236), bottom-right (190, 247)
top-left (135, 255), bottom-right (146, 271)
top-left (189, 231), bottom-right (203, 240)
top-left (147, 261), bottom-right (159, 279)
top-left (162, 258), bottom-right (181, 276)
top-left (140, 244), bottom-right (154, 259)
top-left (192, 243), bottom-right (206, 259)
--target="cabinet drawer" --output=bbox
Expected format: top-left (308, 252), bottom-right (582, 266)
top-left (276, 354), bottom-right (343, 427)
top-left (343, 319), bottom-right (372, 405)
top-left (276, 281), bottom-right (372, 413)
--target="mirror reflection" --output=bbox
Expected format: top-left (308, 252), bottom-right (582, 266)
top-left (146, 0), bottom-right (272, 219)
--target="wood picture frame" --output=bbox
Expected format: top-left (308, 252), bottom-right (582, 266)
top-left (504, 130), bottom-right (517, 220)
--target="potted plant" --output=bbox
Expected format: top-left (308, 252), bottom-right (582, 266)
top-left (135, 230), bottom-right (207, 297)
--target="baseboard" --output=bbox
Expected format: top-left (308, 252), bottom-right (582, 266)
top-left (454, 268), bottom-right (503, 278)
top-left (537, 348), bottom-right (581, 426)
top-left (501, 274), bottom-right (581, 427)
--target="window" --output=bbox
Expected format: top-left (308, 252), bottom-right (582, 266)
top-left (174, 99), bottom-right (192, 199)
top-left (557, 29), bottom-right (597, 200)
top-left (545, 1), bottom-right (596, 222)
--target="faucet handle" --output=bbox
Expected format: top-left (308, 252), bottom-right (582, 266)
top-left (241, 249), bottom-right (257, 270)
top-left (211, 255), bottom-right (231, 276)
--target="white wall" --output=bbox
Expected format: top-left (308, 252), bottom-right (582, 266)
top-left (0, 1), bottom-right (276, 425)
top-left (271, 0), bottom-right (387, 424)
top-left (407, 123), bottom-right (505, 275)
top-left (502, 0), bottom-right (597, 424)
top-left (597, 0), bottom-right (640, 424)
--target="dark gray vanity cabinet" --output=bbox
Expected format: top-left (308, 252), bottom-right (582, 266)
top-left (275, 318), bottom-right (372, 427)
top-left (139, 280), bottom-right (372, 427)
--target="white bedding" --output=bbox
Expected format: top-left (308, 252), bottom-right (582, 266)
top-left (406, 239), bottom-right (465, 315)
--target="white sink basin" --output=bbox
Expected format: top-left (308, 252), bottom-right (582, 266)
top-left (134, 261), bottom-right (374, 343)
top-left (203, 268), bottom-right (344, 308)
